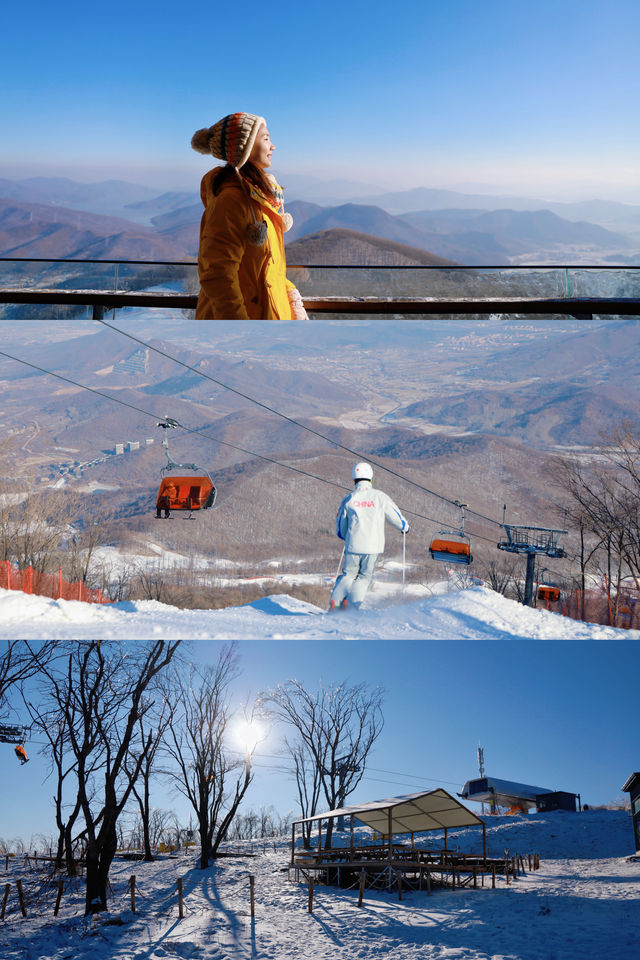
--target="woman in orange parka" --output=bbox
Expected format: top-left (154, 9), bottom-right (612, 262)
top-left (191, 112), bottom-right (307, 321)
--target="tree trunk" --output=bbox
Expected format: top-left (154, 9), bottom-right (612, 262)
top-left (84, 825), bottom-right (117, 915)
top-left (199, 811), bottom-right (211, 869)
top-left (141, 776), bottom-right (154, 862)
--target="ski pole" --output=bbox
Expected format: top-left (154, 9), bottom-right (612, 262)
top-left (402, 533), bottom-right (406, 591)
top-left (335, 544), bottom-right (345, 580)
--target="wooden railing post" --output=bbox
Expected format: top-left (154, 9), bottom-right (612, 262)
top-left (54, 877), bottom-right (64, 916)
top-left (177, 877), bottom-right (184, 919)
top-left (1, 883), bottom-right (10, 920)
top-left (16, 878), bottom-right (27, 917)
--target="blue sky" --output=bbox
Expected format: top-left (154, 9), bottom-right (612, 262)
top-left (2, 635), bottom-right (635, 844)
top-left (2, 0), bottom-right (639, 199)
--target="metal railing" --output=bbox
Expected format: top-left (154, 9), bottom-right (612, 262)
top-left (0, 258), bottom-right (638, 317)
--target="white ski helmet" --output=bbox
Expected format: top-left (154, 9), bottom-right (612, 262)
top-left (353, 461), bottom-right (373, 481)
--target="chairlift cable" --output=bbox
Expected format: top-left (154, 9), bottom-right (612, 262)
top-left (94, 317), bottom-right (503, 528)
top-left (0, 348), bottom-right (501, 542)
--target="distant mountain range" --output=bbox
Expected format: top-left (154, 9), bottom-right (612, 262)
top-left (0, 198), bottom-right (192, 261)
top-left (0, 175), bottom-right (638, 265)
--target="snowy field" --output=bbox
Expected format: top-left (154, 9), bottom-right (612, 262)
top-left (0, 584), bottom-right (636, 641)
top-left (1, 810), bottom-right (638, 960)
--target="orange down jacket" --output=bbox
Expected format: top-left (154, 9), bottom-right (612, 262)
top-left (195, 167), bottom-right (295, 320)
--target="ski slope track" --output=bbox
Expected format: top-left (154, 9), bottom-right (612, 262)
top-left (0, 810), bottom-right (638, 960)
top-left (0, 585), bottom-right (636, 640)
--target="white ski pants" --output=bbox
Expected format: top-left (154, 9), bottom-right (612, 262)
top-left (331, 552), bottom-right (378, 607)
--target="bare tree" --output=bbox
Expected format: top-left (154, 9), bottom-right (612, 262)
top-left (552, 421), bottom-right (640, 623)
top-left (35, 637), bottom-right (181, 913)
top-left (163, 647), bottom-right (254, 869)
top-left (262, 679), bottom-right (384, 848)
top-left (127, 701), bottom-right (173, 861)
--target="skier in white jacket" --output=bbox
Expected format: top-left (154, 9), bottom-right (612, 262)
top-left (329, 462), bottom-right (409, 611)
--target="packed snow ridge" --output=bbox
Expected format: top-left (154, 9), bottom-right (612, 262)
top-left (0, 585), bottom-right (636, 640)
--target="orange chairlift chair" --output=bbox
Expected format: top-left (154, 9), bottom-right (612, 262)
top-left (155, 418), bottom-right (217, 518)
top-left (429, 501), bottom-right (473, 565)
top-left (14, 744), bottom-right (28, 764)
top-left (538, 569), bottom-right (560, 605)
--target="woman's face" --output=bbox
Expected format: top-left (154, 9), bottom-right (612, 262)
top-left (250, 125), bottom-right (274, 169)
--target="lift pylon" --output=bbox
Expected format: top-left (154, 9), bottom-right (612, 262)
top-left (498, 519), bottom-right (566, 607)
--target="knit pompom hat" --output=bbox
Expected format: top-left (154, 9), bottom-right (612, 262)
top-left (191, 113), bottom-right (266, 168)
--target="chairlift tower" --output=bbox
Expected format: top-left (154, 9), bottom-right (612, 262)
top-left (0, 723), bottom-right (27, 744)
top-left (498, 512), bottom-right (566, 607)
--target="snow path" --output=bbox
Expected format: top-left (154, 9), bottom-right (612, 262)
top-left (0, 585), bottom-right (635, 640)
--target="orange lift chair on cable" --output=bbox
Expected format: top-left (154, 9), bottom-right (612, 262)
top-left (538, 568), bottom-right (560, 605)
top-left (155, 418), bottom-right (217, 519)
top-left (429, 501), bottom-right (473, 565)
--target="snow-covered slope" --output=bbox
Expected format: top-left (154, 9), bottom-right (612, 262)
top-left (0, 584), bottom-right (635, 640)
top-left (1, 810), bottom-right (637, 960)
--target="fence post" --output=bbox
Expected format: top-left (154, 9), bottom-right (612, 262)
top-left (16, 878), bottom-right (27, 917)
top-left (54, 877), bottom-right (64, 916)
top-left (357, 870), bottom-right (365, 908)
top-left (308, 878), bottom-right (314, 914)
top-left (249, 874), bottom-right (255, 918)
top-left (129, 875), bottom-right (136, 913)
top-left (1, 883), bottom-right (10, 919)
top-left (26, 566), bottom-right (33, 595)
top-left (177, 878), bottom-right (184, 919)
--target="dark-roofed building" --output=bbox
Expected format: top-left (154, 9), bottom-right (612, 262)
top-left (622, 773), bottom-right (640, 852)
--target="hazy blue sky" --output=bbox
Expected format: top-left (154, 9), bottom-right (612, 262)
top-left (2, 0), bottom-right (639, 199)
top-left (2, 635), bottom-right (635, 844)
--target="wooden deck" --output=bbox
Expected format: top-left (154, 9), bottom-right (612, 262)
top-left (291, 844), bottom-right (537, 892)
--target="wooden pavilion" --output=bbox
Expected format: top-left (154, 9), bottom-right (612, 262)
top-left (290, 788), bottom-right (520, 892)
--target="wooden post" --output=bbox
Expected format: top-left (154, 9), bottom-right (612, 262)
top-left (350, 816), bottom-right (354, 858)
top-left (426, 870), bottom-right (431, 896)
top-left (492, 866), bottom-right (496, 888)
top-left (388, 808), bottom-right (393, 864)
top-left (397, 872), bottom-right (402, 901)
top-left (16, 878), bottom-right (26, 917)
top-left (317, 819), bottom-right (322, 859)
top-left (249, 874), bottom-right (255, 918)
top-left (473, 865), bottom-right (477, 888)
top-left (444, 827), bottom-right (448, 851)
top-left (528, 854), bottom-right (532, 871)
top-left (451, 863), bottom-right (456, 890)
top-left (129, 875), bottom-right (136, 913)
top-left (54, 877), bottom-right (64, 917)
top-left (1, 884), bottom-right (10, 920)
top-left (308, 878), bottom-right (314, 914)
top-left (357, 870), bottom-right (365, 908)
top-left (483, 823), bottom-right (487, 862)
top-left (5, 855), bottom-right (8, 872)
top-left (177, 878), bottom-right (184, 919)
top-left (505, 859), bottom-right (510, 884)
top-left (290, 823), bottom-right (295, 866)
